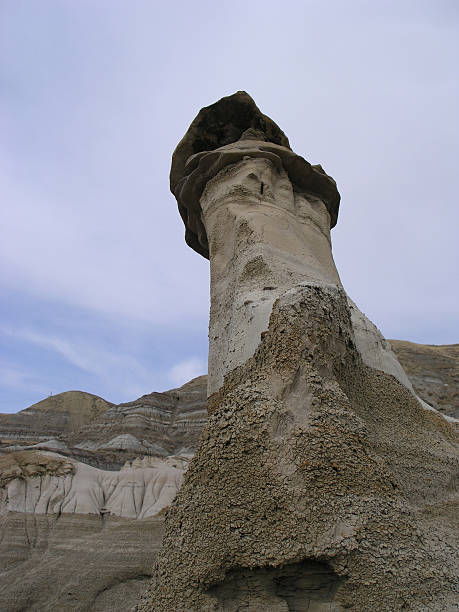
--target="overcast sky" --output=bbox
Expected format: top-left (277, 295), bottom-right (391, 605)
top-left (1, 1), bottom-right (458, 413)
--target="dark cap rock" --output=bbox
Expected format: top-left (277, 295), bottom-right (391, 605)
top-left (170, 91), bottom-right (340, 259)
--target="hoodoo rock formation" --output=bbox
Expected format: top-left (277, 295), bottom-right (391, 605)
top-left (1, 94), bottom-right (457, 612)
top-left (136, 92), bottom-right (458, 611)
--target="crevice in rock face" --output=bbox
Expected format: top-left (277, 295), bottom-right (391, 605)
top-left (208, 560), bottom-right (341, 611)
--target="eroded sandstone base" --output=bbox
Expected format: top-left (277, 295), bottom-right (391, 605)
top-left (136, 284), bottom-right (458, 611)
top-left (208, 560), bottom-right (341, 611)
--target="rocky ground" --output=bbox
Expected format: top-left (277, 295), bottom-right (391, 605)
top-left (0, 348), bottom-right (456, 611)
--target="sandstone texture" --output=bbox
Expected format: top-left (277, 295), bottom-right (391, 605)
top-left (390, 340), bottom-right (459, 418)
top-left (135, 92), bottom-right (458, 611)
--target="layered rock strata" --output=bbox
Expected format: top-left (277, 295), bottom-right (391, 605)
top-left (67, 374), bottom-right (207, 463)
top-left (390, 340), bottom-right (459, 418)
top-left (136, 92), bottom-right (458, 611)
top-left (0, 378), bottom-right (206, 612)
top-left (0, 391), bottom-right (113, 445)
top-left (0, 451), bottom-right (188, 612)
top-left (0, 376), bottom-right (207, 470)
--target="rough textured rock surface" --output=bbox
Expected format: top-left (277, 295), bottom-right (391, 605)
top-left (136, 93), bottom-right (458, 611)
top-left (0, 358), bottom-right (457, 611)
top-left (390, 340), bottom-right (459, 418)
top-left (137, 286), bottom-right (458, 611)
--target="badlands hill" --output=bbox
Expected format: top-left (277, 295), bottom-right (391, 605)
top-left (390, 340), bottom-right (459, 418)
top-left (0, 390), bottom-right (113, 445)
top-left (0, 347), bottom-right (457, 611)
top-left (0, 377), bottom-right (207, 612)
top-left (0, 376), bottom-right (207, 470)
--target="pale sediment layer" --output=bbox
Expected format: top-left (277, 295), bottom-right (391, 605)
top-left (200, 151), bottom-right (341, 395)
top-left (197, 147), bottom-right (431, 405)
top-left (136, 284), bottom-right (458, 611)
top-left (0, 512), bottom-right (163, 612)
top-left (0, 452), bottom-right (188, 612)
top-left (0, 451), bottom-right (187, 519)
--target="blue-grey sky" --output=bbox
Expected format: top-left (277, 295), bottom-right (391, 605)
top-left (1, 1), bottom-right (458, 412)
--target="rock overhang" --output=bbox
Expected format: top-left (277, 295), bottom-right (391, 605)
top-left (170, 91), bottom-right (341, 259)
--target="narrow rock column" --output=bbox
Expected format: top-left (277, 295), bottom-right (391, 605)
top-left (200, 142), bottom-right (342, 394)
top-left (169, 91), bottom-right (412, 398)
top-left (135, 92), bottom-right (458, 612)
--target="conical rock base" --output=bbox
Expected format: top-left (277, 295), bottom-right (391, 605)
top-left (136, 284), bottom-right (457, 611)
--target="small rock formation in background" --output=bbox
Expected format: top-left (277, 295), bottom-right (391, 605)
top-left (0, 390), bottom-right (113, 444)
top-left (0, 376), bottom-right (207, 470)
top-left (136, 92), bottom-right (458, 611)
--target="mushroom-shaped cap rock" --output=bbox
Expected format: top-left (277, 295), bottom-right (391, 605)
top-left (170, 91), bottom-right (340, 259)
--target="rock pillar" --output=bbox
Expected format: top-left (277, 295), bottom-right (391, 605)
top-left (136, 92), bottom-right (458, 612)
top-left (200, 141), bottom-right (341, 395)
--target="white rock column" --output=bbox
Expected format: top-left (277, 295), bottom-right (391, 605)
top-left (199, 144), bottom-right (342, 395)
top-left (170, 91), bottom-right (427, 408)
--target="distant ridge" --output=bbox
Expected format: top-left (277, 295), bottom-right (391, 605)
top-left (390, 340), bottom-right (458, 418)
top-left (0, 390), bottom-right (113, 444)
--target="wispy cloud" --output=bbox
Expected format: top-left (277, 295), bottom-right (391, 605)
top-left (0, 322), bottom-right (208, 409)
top-left (0, 362), bottom-right (47, 395)
top-left (3, 326), bottom-right (142, 377)
top-left (1, 325), bottom-right (161, 400)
